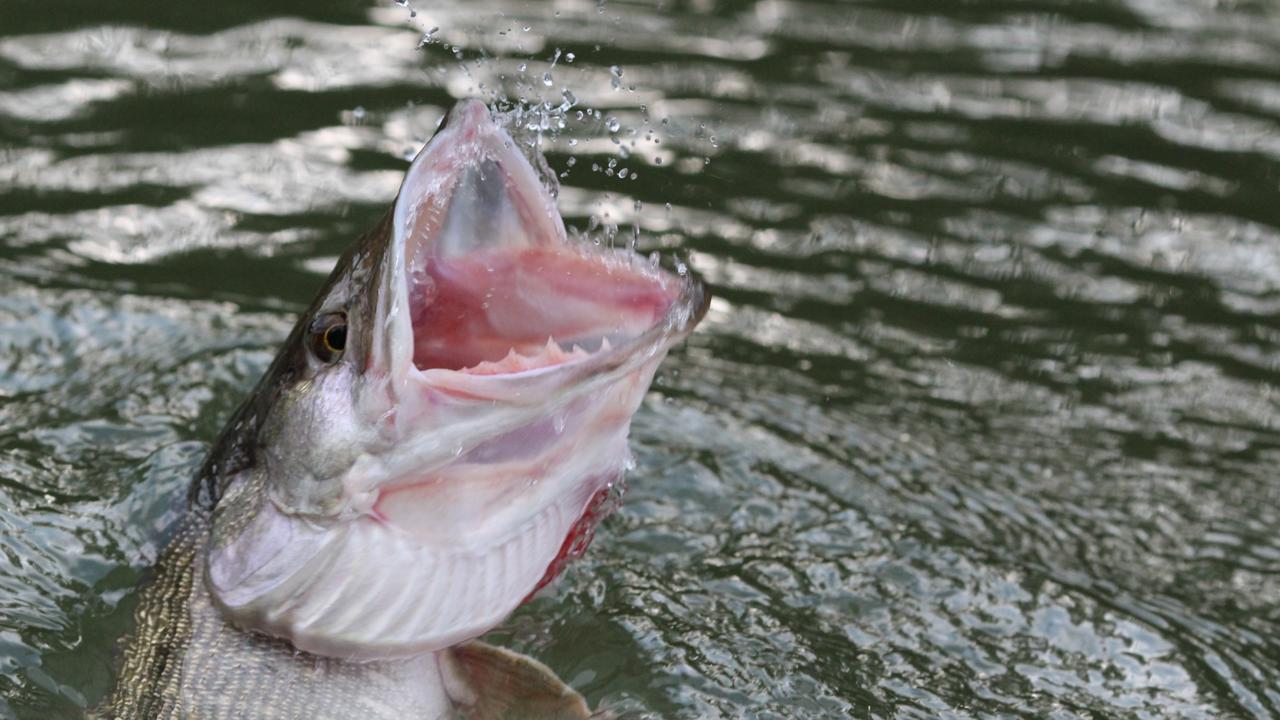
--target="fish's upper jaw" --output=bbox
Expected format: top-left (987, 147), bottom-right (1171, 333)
top-left (373, 97), bottom-right (697, 397)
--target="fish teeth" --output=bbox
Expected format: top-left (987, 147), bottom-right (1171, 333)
top-left (463, 346), bottom-right (525, 374)
top-left (458, 334), bottom-right (606, 376)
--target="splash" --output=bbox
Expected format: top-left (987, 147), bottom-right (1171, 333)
top-left (386, 0), bottom-right (707, 275)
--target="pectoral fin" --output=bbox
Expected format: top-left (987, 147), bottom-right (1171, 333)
top-left (442, 641), bottom-right (596, 720)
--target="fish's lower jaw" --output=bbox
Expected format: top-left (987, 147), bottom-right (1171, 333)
top-left (209, 345), bottom-right (661, 661)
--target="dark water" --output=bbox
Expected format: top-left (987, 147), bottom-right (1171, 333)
top-left (3, 0), bottom-right (1280, 717)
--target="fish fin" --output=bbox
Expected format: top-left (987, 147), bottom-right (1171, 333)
top-left (443, 640), bottom-right (593, 720)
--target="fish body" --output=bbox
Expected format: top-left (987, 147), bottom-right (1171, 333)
top-left (99, 100), bottom-right (707, 718)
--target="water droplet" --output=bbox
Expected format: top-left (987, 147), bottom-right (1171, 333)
top-left (566, 52), bottom-right (576, 62)
top-left (609, 65), bottom-right (623, 77)
top-left (542, 72), bottom-right (553, 87)
top-left (416, 27), bottom-right (439, 48)
top-left (606, 116), bottom-right (621, 133)
top-left (518, 62), bottom-right (527, 72)
top-left (567, 138), bottom-right (578, 146)
top-left (618, 168), bottom-right (629, 179)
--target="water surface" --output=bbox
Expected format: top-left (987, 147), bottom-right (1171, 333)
top-left (2, 0), bottom-right (1280, 717)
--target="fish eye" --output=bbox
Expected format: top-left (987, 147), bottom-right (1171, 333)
top-left (311, 313), bottom-right (347, 363)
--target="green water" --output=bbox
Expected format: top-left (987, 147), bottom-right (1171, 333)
top-left (3, 0), bottom-right (1280, 717)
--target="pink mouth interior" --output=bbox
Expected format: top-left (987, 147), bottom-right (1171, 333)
top-left (401, 144), bottom-right (679, 376)
top-left (408, 247), bottom-right (677, 374)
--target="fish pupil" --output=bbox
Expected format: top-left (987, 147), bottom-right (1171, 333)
top-left (325, 324), bottom-right (347, 352)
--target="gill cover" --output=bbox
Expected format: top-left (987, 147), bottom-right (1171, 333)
top-left (204, 101), bottom-right (705, 660)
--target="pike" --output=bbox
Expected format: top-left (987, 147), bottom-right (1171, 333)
top-left (100, 100), bottom-right (707, 718)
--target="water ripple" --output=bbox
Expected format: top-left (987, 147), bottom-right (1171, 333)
top-left (3, 0), bottom-right (1280, 717)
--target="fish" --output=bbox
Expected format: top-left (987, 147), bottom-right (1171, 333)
top-left (98, 99), bottom-right (708, 719)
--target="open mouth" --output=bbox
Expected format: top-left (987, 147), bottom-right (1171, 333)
top-left (387, 101), bottom-right (702, 384)
top-left (208, 101), bottom-right (709, 660)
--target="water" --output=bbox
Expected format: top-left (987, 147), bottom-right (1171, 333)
top-left (3, 0), bottom-right (1280, 717)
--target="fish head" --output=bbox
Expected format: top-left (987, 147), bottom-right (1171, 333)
top-left (204, 100), bottom-right (707, 660)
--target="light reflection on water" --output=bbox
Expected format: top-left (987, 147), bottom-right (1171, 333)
top-left (3, 0), bottom-right (1280, 717)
